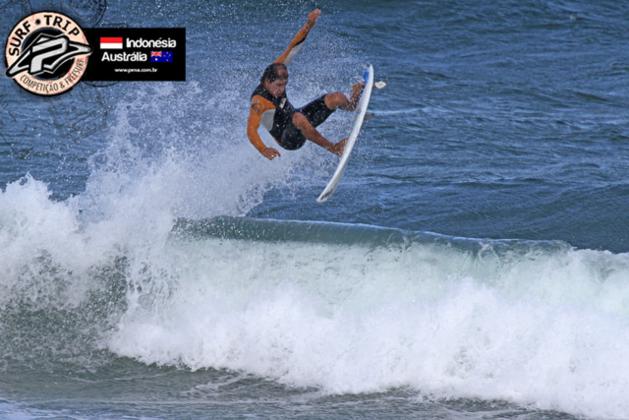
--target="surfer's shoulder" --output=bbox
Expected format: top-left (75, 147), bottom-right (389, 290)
top-left (250, 94), bottom-right (275, 114)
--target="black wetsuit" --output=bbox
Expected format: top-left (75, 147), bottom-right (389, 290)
top-left (251, 84), bottom-right (335, 150)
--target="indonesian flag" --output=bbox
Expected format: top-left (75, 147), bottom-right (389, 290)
top-left (100, 37), bottom-right (123, 50)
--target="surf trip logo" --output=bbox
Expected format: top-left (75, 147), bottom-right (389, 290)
top-left (4, 11), bottom-right (92, 96)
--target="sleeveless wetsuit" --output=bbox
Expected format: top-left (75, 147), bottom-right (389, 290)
top-left (251, 85), bottom-right (335, 150)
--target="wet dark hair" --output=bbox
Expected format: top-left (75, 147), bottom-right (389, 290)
top-left (260, 63), bottom-right (288, 83)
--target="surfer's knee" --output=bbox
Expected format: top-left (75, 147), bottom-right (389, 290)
top-left (325, 92), bottom-right (351, 111)
top-left (291, 112), bottom-right (310, 129)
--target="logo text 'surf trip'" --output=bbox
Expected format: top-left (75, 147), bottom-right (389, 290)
top-left (4, 12), bottom-right (92, 96)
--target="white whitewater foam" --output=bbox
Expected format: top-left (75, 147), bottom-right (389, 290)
top-left (108, 236), bottom-right (629, 419)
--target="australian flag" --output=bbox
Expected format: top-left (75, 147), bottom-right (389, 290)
top-left (150, 50), bottom-right (173, 63)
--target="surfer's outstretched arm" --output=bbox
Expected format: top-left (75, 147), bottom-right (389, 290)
top-left (274, 8), bottom-right (321, 65)
top-left (247, 98), bottom-right (281, 160)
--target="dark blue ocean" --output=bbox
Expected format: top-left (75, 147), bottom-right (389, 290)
top-left (2, 0), bottom-right (629, 418)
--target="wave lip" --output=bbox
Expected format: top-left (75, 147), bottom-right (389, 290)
top-left (172, 215), bottom-right (570, 252)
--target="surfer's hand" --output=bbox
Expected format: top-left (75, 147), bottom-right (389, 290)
top-left (330, 138), bottom-right (347, 157)
top-left (261, 147), bottom-right (281, 160)
top-left (308, 9), bottom-right (321, 24)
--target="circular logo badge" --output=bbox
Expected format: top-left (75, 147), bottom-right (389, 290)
top-left (4, 11), bottom-right (92, 96)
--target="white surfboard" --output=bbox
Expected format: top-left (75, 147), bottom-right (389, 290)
top-left (316, 65), bottom-right (375, 203)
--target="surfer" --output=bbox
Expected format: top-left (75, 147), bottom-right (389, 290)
top-left (247, 8), bottom-right (364, 160)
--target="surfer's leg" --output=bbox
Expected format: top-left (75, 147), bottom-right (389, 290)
top-left (324, 83), bottom-right (364, 112)
top-left (323, 92), bottom-right (352, 111)
top-left (291, 112), bottom-right (344, 156)
top-left (299, 96), bottom-right (335, 127)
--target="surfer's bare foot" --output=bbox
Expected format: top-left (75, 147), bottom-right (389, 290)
top-left (330, 138), bottom-right (348, 156)
top-left (349, 82), bottom-right (365, 110)
top-left (352, 81), bottom-right (365, 93)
